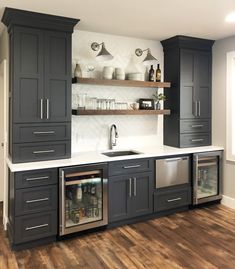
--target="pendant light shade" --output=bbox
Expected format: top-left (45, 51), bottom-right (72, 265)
top-left (91, 42), bottom-right (113, 61)
top-left (135, 48), bottom-right (157, 65)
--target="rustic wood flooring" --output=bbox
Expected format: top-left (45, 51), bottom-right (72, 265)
top-left (1, 204), bottom-right (235, 269)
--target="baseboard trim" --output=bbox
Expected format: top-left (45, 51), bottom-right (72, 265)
top-left (221, 195), bottom-right (235, 209)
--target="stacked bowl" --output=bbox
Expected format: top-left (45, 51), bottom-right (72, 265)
top-left (114, 68), bottom-right (125, 80)
top-left (103, 66), bottom-right (114, 79)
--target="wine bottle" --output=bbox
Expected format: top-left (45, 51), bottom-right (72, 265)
top-left (148, 65), bottom-right (154, 82)
top-left (76, 183), bottom-right (82, 201)
top-left (156, 64), bottom-right (161, 82)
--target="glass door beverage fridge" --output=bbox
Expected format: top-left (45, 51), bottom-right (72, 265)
top-left (59, 163), bottom-right (108, 235)
top-left (193, 151), bottom-right (222, 205)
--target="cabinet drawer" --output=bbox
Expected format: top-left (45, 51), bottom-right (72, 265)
top-left (13, 123), bottom-right (71, 143)
top-left (15, 185), bottom-right (57, 216)
top-left (180, 119), bottom-right (211, 133)
top-left (109, 158), bottom-right (152, 176)
top-left (180, 133), bottom-right (211, 147)
top-left (12, 140), bottom-right (71, 163)
top-left (15, 168), bottom-right (57, 189)
top-left (154, 186), bottom-right (191, 212)
top-left (14, 211), bottom-right (57, 244)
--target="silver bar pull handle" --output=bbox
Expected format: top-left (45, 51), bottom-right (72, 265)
top-left (46, 99), bottom-right (49, 120)
top-left (191, 139), bottom-right (204, 142)
top-left (198, 101), bottom-right (201, 117)
top-left (33, 131), bottom-right (55, 135)
top-left (194, 101), bottom-right (197, 117)
top-left (26, 176), bottom-right (49, 181)
top-left (40, 99), bottom-right (43, 119)
top-left (123, 165), bottom-right (141, 169)
top-left (26, 197), bottom-right (49, 204)
top-left (25, 223), bottom-right (48, 231)
top-left (129, 178), bottom-right (132, 197)
top-left (133, 177), bottom-right (137, 197)
top-left (191, 125), bottom-right (203, 128)
top-left (165, 158), bottom-right (182, 162)
top-left (167, 197), bottom-right (182, 203)
top-left (33, 150), bottom-right (55, 154)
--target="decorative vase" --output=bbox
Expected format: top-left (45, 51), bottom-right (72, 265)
top-left (155, 101), bottom-right (161, 110)
top-left (74, 63), bottom-right (82, 78)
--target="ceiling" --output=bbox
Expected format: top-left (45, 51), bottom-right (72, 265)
top-left (0, 0), bottom-right (235, 41)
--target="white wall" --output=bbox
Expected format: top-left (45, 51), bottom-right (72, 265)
top-left (212, 36), bottom-right (235, 201)
top-left (72, 30), bottom-right (164, 152)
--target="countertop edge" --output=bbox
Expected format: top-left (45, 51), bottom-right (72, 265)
top-left (7, 145), bottom-right (224, 172)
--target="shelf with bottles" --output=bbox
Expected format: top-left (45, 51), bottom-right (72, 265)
top-left (72, 77), bottom-right (171, 89)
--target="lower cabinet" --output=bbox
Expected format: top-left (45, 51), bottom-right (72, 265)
top-left (8, 168), bottom-right (58, 249)
top-left (109, 172), bottom-right (154, 223)
top-left (154, 184), bottom-right (191, 213)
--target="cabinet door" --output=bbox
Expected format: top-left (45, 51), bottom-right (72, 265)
top-left (13, 26), bottom-right (44, 123)
top-left (44, 31), bottom-right (71, 122)
top-left (131, 172), bottom-right (153, 218)
top-left (180, 49), bottom-right (196, 119)
top-left (109, 175), bottom-right (131, 223)
top-left (194, 51), bottom-right (212, 119)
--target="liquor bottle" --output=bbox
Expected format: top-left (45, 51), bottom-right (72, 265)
top-left (156, 64), bottom-right (161, 82)
top-left (76, 183), bottom-right (82, 201)
top-left (148, 65), bottom-right (154, 82)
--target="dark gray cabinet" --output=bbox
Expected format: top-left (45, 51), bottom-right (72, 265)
top-left (2, 8), bottom-right (79, 163)
top-left (154, 185), bottom-right (191, 213)
top-left (8, 167), bottom-right (58, 249)
top-left (161, 36), bottom-right (214, 148)
top-left (108, 159), bottom-right (154, 223)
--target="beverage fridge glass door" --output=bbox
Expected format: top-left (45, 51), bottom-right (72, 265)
top-left (193, 151), bottom-right (222, 205)
top-left (197, 157), bottom-right (218, 199)
top-left (60, 164), bottom-right (108, 235)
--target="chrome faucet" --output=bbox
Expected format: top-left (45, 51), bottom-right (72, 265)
top-left (110, 124), bottom-right (118, 150)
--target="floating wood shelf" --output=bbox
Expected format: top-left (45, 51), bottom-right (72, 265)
top-left (72, 109), bottom-right (171, 116)
top-left (72, 77), bottom-right (171, 88)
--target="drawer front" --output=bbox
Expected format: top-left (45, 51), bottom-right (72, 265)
top-left (180, 133), bottom-right (211, 147)
top-left (109, 158), bottom-right (152, 176)
top-left (14, 211), bottom-right (57, 244)
top-left (12, 140), bottom-right (71, 163)
top-left (154, 186), bottom-right (191, 212)
top-left (180, 119), bottom-right (211, 133)
top-left (13, 123), bottom-right (71, 143)
top-left (15, 185), bottom-right (57, 216)
top-left (15, 168), bottom-right (58, 189)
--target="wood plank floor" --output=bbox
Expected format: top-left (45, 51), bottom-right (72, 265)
top-left (1, 204), bottom-right (235, 269)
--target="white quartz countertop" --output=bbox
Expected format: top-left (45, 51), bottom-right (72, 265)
top-left (7, 145), bottom-right (224, 172)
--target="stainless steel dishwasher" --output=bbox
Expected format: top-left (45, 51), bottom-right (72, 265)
top-left (155, 156), bottom-right (190, 188)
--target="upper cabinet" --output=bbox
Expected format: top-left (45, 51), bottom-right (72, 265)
top-left (2, 8), bottom-right (79, 163)
top-left (161, 36), bottom-right (214, 148)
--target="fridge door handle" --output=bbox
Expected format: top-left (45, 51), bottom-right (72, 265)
top-left (193, 155), bottom-right (198, 204)
top-left (60, 170), bottom-right (65, 235)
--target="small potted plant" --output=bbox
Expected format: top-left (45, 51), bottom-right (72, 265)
top-left (153, 92), bottom-right (166, 110)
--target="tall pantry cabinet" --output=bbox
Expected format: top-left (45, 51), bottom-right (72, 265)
top-left (161, 36), bottom-right (214, 148)
top-left (2, 8), bottom-right (79, 163)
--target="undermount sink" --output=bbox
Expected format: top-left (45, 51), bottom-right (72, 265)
top-left (102, 150), bottom-right (141, 157)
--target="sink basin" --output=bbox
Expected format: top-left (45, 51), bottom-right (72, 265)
top-left (102, 150), bottom-right (141, 157)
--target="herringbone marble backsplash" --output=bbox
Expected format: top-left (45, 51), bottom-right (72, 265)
top-left (71, 30), bottom-right (164, 153)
